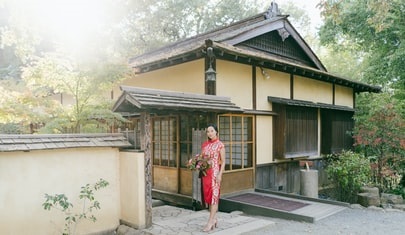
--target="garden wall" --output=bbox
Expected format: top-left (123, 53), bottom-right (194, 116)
top-left (0, 134), bottom-right (146, 235)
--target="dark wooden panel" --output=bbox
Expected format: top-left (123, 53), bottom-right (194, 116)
top-left (321, 109), bottom-right (354, 154)
top-left (287, 161), bottom-right (300, 193)
top-left (256, 165), bottom-right (276, 189)
top-left (179, 169), bottom-right (192, 195)
top-left (222, 169), bottom-right (254, 194)
top-left (153, 166), bottom-right (178, 193)
top-left (256, 161), bottom-right (305, 194)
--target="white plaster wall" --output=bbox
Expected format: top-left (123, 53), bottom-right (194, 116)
top-left (256, 116), bottom-right (273, 164)
top-left (116, 59), bottom-right (205, 97)
top-left (216, 60), bottom-right (253, 109)
top-left (120, 151), bottom-right (146, 228)
top-left (294, 75), bottom-right (333, 104)
top-left (335, 85), bottom-right (354, 108)
top-left (256, 68), bottom-right (290, 110)
top-left (0, 148), bottom-right (121, 235)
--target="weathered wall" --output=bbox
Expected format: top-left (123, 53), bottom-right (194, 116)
top-left (335, 84), bottom-right (354, 108)
top-left (256, 68), bottom-right (291, 110)
top-left (294, 75), bottom-right (333, 104)
top-left (256, 115), bottom-right (273, 164)
top-left (216, 60), bottom-right (253, 109)
top-left (114, 58), bottom-right (354, 113)
top-left (118, 59), bottom-right (205, 95)
top-left (0, 147), bottom-right (146, 235)
top-left (119, 150), bottom-right (146, 229)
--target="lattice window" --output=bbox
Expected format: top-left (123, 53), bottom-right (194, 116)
top-left (238, 31), bottom-right (316, 67)
top-left (219, 115), bottom-right (254, 171)
top-left (179, 114), bottom-right (209, 168)
top-left (152, 116), bottom-right (177, 167)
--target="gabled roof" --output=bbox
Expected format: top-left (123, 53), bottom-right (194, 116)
top-left (112, 86), bottom-right (243, 114)
top-left (0, 133), bottom-right (131, 152)
top-left (129, 14), bottom-right (325, 71)
top-left (128, 8), bottom-right (381, 94)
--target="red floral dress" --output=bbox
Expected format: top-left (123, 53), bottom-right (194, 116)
top-left (201, 138), bottom-right (224, 206)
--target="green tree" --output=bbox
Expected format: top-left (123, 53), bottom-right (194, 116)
top-left (318, 0), bottom-right (405, 94)
top-left (318, 0), bottom-right (405, 193)
top-left (1, 0), bottom-right (271, 133)
top-left (1, 0), bottom-right (320, 133)
top-left (0, 0), bottom-right (131, 133)
top-left (353, 93), bottom-right (405, 192)
top-left (119, 0), bottom-right (268, 56)
top-left (21, 51), bottom-right (130, 133)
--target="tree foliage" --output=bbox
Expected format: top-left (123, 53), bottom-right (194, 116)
top-left (0, 0), bottom-right (331, 133)
top-left (353, 92), bottom-right (405, 192)
top-left (1, 0), bottom-right (277, 133)
top-left (318, 0), bottom-right (405, 94)
top-left (0, 0), bottom-right (131, 133)
top-left (318, 0), bottom-right (405, 195)
top-left (119, 0), bottom-right (268, 56)
top-left (325, 150), bottom-right (371, 203)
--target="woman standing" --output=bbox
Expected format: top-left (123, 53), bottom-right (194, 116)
top-left (201, 124), bottom-right (226, 232)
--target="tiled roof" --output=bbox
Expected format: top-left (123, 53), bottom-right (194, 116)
top-left (268, 96), bottom-right (354, 111)
top-left (127, 10), bottom-right (381, 94)
top-left (128, 13), bottom-right (275, 67)
top-left (113, 86), bottom-right (243, 114)
top-left (0, 133), bottom-right (132, 152)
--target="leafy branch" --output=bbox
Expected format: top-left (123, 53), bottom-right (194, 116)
top-left (42, 179), bottom-right (109, 235)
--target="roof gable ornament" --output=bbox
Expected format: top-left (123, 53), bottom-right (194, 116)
top-left (277, 28), bottom-right (290, 41)
top-left (264, 1), bottom-right (281, 19)
top-left (264, 1), bottom-right (290, 42)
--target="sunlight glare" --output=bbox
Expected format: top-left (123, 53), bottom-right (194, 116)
top-left (17, 0), bottom-right (108, 53)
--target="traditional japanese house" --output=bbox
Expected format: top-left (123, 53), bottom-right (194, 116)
top-left (112, 4), bottom-right (380, 204)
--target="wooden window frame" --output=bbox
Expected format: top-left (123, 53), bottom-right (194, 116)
top-left (321, 109), bottom-right (354, 154)
top-left (152, 115), bottom-right (178, 167)
top-left (218, 114), bottom-right (254, 171)
top-left (274, 104), bottom-right (318, 158)
top-left (179, 114), bottom-right (209, 168)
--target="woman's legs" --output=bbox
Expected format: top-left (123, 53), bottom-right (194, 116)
top-left (210, 204), bottom-right (218, 224)
top-left (203, 204), bottom-right (218, 231)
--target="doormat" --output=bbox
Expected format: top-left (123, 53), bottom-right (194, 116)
top-left (227, 193), bottom-right (309, 212)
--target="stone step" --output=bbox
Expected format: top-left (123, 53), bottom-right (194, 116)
top-left (212, 219), bottom-right (274, 235)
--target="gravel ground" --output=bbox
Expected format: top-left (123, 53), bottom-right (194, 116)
top-left (245, 205), bottom-right (405, 235)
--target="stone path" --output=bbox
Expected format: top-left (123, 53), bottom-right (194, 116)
top-left (147, 205), bottom-right (275, 234)
top-left (118, 205), bottom-right (275, 235)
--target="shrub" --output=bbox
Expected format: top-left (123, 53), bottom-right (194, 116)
top-left (325, 151), bottom-right (371, 203)
top-left (353, 98), bottom-right (405, 194)
top-left (42, 178), bottom-right (109, 235)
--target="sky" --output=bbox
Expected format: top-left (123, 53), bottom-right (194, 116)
top-left (274, 0), bottom-right (323, 30)
top-left (4, 0), bottom-right (324, 56)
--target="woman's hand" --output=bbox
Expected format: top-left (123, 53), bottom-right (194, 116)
top-left (216, 173), bottom-right (222, 184)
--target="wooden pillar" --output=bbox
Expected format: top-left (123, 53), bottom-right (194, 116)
top-left (140, 112), bottom-right (152, 227)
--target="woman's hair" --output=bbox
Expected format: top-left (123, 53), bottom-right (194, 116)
top-left (207, 123), bottom-right (218, 134)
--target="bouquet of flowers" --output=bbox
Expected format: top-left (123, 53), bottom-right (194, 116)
top-left (186, 153), bottom-right (211, 177)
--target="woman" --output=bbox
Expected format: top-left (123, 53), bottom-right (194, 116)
top-left (201, 123), bottom-right (226, 232)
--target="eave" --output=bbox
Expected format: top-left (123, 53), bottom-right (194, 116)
top-left (268, 96), bottom-right (355, 112)
top-left (128, 12), bottom-right (381, 94)
top-left (132, 41), bottom-right (381, 94)
top-left (0, 133), bottom-right (131, 152)
top-left (210, 41), bottom-right (381, 93)
top-left (112, 86), bottom-right (244, 114)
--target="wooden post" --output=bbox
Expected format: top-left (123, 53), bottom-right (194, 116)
top-left (140, 112), bottom-right (152, 227)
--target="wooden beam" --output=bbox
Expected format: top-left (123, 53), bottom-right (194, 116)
top-left (141, 112), bottom-right (153, 228)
